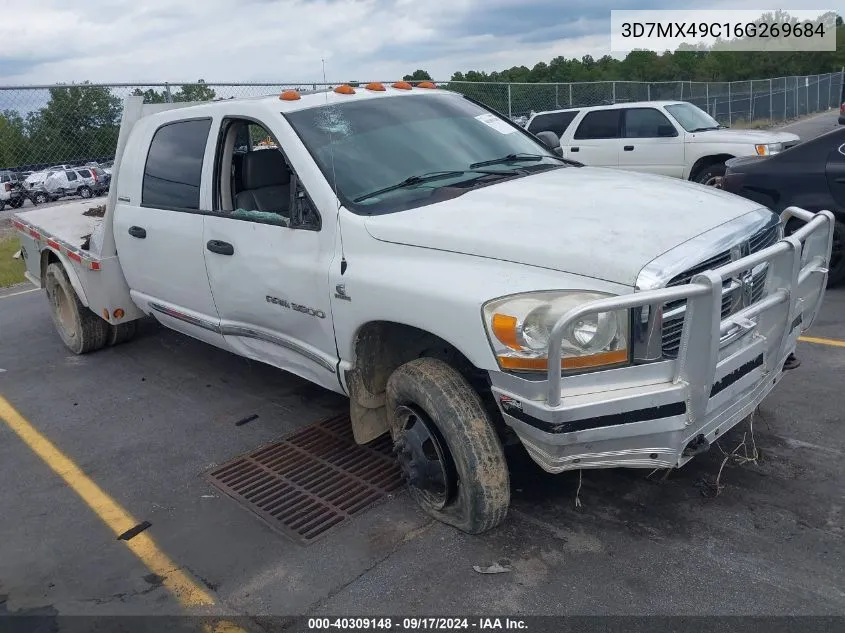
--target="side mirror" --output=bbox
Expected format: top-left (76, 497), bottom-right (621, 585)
top-left (535, 130), bottom-right (561, 151)
top-left (658, 124), bottom-right (677, 138)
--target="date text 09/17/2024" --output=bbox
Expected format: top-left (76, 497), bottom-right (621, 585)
top-left (306, 618), bottom-right (528, 630)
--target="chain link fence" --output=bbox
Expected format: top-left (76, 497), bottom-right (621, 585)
top-left (446, 71), bottom-right (844, 127)
top-left (0, 73), bottom-right (842, 175)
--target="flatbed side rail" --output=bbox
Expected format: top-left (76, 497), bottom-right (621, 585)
top-left (546, 208), bottom-right (834, 408)
top-left (12, 216), bottom-right (102, 272)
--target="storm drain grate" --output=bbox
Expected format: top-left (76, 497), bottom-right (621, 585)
top-left (206, 414), bottom-right (403, 544)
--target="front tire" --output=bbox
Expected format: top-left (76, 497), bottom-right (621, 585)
top-left (78, 186), bottom-right (92, 199)
top-left (385, 358), bottom-right (510, 534)
top-left (45, 263), bottom-right (109, 354)
top-left (693, 162), bottom-right (727, 186)
top-left (34, 193), bottom-right (48, 204)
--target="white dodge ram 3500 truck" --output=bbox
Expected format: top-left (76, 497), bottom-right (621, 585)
top-left (13, 86), bottom-right (834, 534)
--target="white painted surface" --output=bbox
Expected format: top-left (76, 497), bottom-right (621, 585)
top-left (532, 101), bottom-right (801, 180)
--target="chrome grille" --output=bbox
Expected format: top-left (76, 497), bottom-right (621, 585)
top-left (661, 223), bottom-right (778, 358)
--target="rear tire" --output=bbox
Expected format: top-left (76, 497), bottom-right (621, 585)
top-left (45, 262), bottom-right (109, 354)
top-left (107, 321), bottom-right (138, 346)
top-left (693, 162), bottom-right (727, 186)
top-left (78, 186), bottom-right (92, 199)
top-left (385, 357), bottom-right (510, 534)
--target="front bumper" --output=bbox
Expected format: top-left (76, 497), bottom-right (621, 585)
top-left (490, 208), bottom-right (834, 474)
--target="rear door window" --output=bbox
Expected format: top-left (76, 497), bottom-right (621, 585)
top-left (142, 118), bottom-right (212, 210)
top-left (77, 169), bottom-right (92, 178)
top-left (573, 110), bottom-right (622, 140)
top-left (527, 111), bottom-right (579, 137)
top-left (65, 171), bottom-right (78, 181)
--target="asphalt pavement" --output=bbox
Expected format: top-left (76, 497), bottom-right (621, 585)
top-left (1, 284), bottom-right (843, 623)
top-left (778, 109), bottom-right (841, 141)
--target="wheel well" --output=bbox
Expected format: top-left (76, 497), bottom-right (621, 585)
top-left (351, 321), bottom-right (477, 396)
top-left (347, 321), bottom-right (508, 442)
top-left (689, 154), bottom-right (734, 181)
top-left (39, 249), bottom-right (60, 287)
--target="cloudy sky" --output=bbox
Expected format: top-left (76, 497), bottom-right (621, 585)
top-left (0, 0), bottom-right (783, 86)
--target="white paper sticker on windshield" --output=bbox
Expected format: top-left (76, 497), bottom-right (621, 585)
top-left (474, 113), bottom-right (516, 134)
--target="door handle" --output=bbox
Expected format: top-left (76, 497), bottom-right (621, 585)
top-left (624, 145), bottom-right (635, 151)
top-left (570, 147), bottom-right (580, 152)
top-left (128, 226), bottom-right (146, 239)
top-left (206, 240), bottom-right (234, 256)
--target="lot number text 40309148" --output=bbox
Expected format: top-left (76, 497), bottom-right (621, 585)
top-left (306, 618), bottom-right (529, 630)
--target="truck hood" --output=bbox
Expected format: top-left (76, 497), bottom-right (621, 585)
top-left (363, 167), bottom-right (768, 287)
top-left (688, 128), bottom-right (799, 146)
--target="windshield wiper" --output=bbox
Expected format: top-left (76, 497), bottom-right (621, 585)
top-left (353, 169), bottom-right (512, 203)
top-left (688, 126), bottom-right (721, 132)
top-left (470, 154), bottom-right (545, 169)
top-left (470, 152), bottom-right (577, 169)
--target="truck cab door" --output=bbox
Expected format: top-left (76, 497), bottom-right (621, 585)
top-left (201, 118), bottom-right (341, 393)
top-left (564, 109), bottom-right (621, 167)
top-left (112, 117), bottom-right (227, 349)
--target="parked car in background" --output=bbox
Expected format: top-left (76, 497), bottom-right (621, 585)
top-left (24, 168), bottom-right (98, 202)
top-left (100, 160), bottom-right (114, 176)
top-left (91, 167), bottom-right (111, 196)
top-left (0, 170), bottom-right (26, 210)
top-left (526, 101), bottom-right (800, 185)
top-left (839, 80), bottom-right (845, 125)
top-left (719, 126), bottom-right (845, 285)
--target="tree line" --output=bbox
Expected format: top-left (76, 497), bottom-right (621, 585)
top-left (433, 12), bottom-right (845, 85)
top-left (0, 81), bottom-right (217, 171)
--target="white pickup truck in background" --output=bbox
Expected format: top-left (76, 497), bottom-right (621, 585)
top-left (526, 101), bottom-right (800, 185)
top-left (13, 86), bottom-right (834, 534)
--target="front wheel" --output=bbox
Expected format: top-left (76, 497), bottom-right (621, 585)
top-left (78, 186), bottom-right (92, 199)
top-left (45, 263), bottom-right (109, 354)
top-left (693, 162), bottom-right (726, 186)
top-left (34, 192), bottom-right (48, 204)
top-left (385, 358), bottom-right (510, 534)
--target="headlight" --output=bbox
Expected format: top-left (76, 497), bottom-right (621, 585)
top-left (483, 291), bottom-right (629, 373)
top-left (755, 143), bottom-right (783, 156)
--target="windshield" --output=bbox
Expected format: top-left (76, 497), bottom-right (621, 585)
top-left (284, 94), bottom-right (565, 214)
top-left (664, 103), bottom-right (720, 132)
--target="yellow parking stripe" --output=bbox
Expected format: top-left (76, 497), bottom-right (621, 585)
top-left (799, 336), bottom-right (845, 348)
top-left (0, 395), bottom-right (215, 608)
